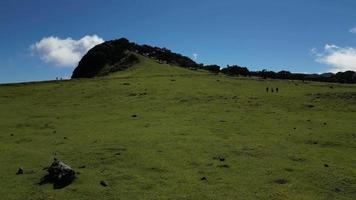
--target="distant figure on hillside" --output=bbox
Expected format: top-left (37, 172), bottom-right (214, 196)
top-left (271, 88), bottom-right (274, 93)
top-left (266, 87), bottom-right (269, 92)
top-left (276, 87), bottom-right (279, 93)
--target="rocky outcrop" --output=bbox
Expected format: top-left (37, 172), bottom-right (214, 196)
top-left (71, 38), bottom-right (198, 78)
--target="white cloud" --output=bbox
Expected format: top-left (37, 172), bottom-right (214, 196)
top-left (31, 35), bottom-right (104, 67)
top-left (312, 44), bottom-right (356, 72)
top-left (350, 27), bottom-right (356, 34)
top-left (192, 53), bottom-right (198, 60)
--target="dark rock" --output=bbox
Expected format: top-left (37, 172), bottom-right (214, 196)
top-left (40, 159), bottom-right (76, 189)
top-left (132, 114), bottom-right (137, 118)
top-left (100, 180), bottom-right (108, 187)
top-left (16, 167), bottom-right (24, 175)
top-left (10, 133), bottom-right (14, 136)
top-left (213, 155), bottom-right (226, 162)
top-left (218, 164), bottom-right (229, 168)
top-left (78, 165), bottom-right (86, 169)
top-left (274, 178), bottom-right (288, 184)
top-left (200, 177), bottom-right (207, 181)
top-left (307, 104), bottom-right (315, 108)
top-left (324, 164), bottom-right (329, 168)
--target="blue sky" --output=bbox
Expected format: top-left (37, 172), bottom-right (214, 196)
top-left (1, 0), bottom-right (356, 83)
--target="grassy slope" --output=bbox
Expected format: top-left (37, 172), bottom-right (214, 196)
top-left (0, 56), bottom-right (355, 200)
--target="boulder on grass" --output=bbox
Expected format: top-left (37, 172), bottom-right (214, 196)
top-left (40, 159), bottom-right (76, 189)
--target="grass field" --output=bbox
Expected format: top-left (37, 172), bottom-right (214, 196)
top-left (0, 57), bottom-right (355, 200)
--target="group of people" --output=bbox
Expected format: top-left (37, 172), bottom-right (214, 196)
top-left (266, 87), bottom-right (279, 93)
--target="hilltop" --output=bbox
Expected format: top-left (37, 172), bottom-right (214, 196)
top-left (71, 38), bottom-right (198, 78)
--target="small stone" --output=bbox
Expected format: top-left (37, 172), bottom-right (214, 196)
top-left (16, 167), bottom-right (24, 175)
top-left (274, 178), bottom-right (288, 184)
top-left (132, 115), bottom-right (137, 118)
top-left (100, 180), bottom-right (108, 187)
top-left (10, 133), bottom-right (14, 136)
top-left (201, 177), bottom-right (207, 181)
top-left (213, 155), bottom-right (226, 162)
top-left (78, 165), bottom-right (86, 169)
top-left (324, 164), bottom-right (329, 168)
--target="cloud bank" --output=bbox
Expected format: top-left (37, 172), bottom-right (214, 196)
top-left (350, 27), bottom-right (356, 34)
top-left (31, 35), bottom-right (104, 67)
top-left (312, 44), bottom-right (356, 73)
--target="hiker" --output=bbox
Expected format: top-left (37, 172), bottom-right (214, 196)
top-left (271, 88), bottom-right (274, 93)
top-left (276, 87), bottom-right (279, 93)
top-left (266, 87), bottom-right (269, 92)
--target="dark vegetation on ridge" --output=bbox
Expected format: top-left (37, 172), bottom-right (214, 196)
top-left (72, 38), bottom-right (356, 83)
top-left (71, 38), bottom-right (198, 78)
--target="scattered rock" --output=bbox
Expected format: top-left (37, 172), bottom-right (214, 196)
top-left (323, 122), bottom-right (327, 125)
top-left (274, 178), bottom-right (288, 184)
top-left (40, 159), bottom-right (76, 189)
top-left (63, 137), bottom-right (68, 140)
top-left (218, 164), bottom-right (229, 168)
top-left (171, 79), bottom-right (176, 82)
top-left (213, 155), bottom-right (226, 162)
top-left (306, 140), bottom-right (318, 145)
top-left (324, 164), bottom-right (329, 168)
top-left (114, 152), bottom-right (121, 156)
top-left (307, 104), bottom-right (315, 108)
top-left (10, 133), bottom-right (14, 136)
top-left (123, 83), bottom-right (130, 85)
top-left (132, 114), bottom-right (137, 118)
top-left (100, 180), bottom-right (108, 187)
top-left (200, 177), bottom-right (207, 181)
top-left (16, 167), bottom-right (24, 175)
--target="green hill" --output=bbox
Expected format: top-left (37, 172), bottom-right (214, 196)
top-left (0, 55), bottom-right (356, 200)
